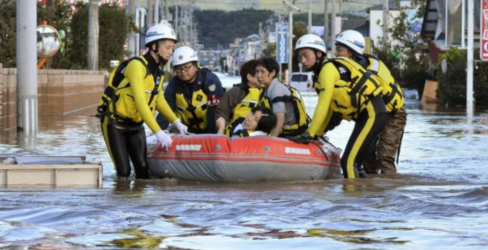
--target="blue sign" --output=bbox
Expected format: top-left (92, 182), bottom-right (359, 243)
top-left (276, 22), bottom-right (288, 64)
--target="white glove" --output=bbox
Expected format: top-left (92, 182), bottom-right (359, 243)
top-left (173, 119), bottom-right (188, 134)
top-left (156, 130), bottom-right (173, 149)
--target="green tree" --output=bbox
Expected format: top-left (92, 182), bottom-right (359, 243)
top-left (435, 48), bottom-right (488, 107)
top-left (0, 1), bottom-right (75, 68)
top-left (37, 1), bottom-right (73, 69)
top-left (71, 3), bottom-right (128, 69)
top-left (0, 0), bottom-right (17, 67)
top-left (193, 8), bottom-right (274, 49)
top-left (375, 0), bottom-right (429, 98)
top-left (262, 43), bottom-right (276, 58)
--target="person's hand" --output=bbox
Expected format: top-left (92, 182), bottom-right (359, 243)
top-left (289, 133), bottom-right (314, 144)
top-left (156, 130), bottom-right (173, 149)
top-left (173, 119), bottom-right (188, 134)
top-left (216, 117), bottom-right (226, 134)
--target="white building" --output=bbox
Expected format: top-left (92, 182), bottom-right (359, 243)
top-left (369, 0), bottom-right (411, 47)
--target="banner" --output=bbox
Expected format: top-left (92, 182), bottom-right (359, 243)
top-left (276, 22), bottom-right (289, 64)
top-left (481, 0), bottom-right (488, 60)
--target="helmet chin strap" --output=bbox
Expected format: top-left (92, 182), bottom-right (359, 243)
top-left (311, 51), bottom-right (326, 81)
top-left (151, 43), bottom-right (168, 65)
top-left (308, 51), bottom-right (324, 71)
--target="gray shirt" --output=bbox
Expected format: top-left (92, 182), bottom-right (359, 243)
top-left (265, 78), bottom-right (296, 126)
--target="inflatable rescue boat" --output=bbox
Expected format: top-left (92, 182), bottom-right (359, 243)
top-left (146, 135), bottom-right (342, 183)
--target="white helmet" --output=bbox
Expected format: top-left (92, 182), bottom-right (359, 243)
top-left (172, 46), bottom-right (198, 66)
top-left (145, 23), bottom-right (177, 46)
top-left (335, 30), bottom-right (365, 55)
top-left (295, 34), bottom-right (326, 53)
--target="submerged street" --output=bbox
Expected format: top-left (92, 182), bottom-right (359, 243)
top-left (1, 74), bottom-right (488, 249)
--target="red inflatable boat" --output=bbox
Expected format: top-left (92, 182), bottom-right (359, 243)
top-left (146, 134), bottom-right (342, 183)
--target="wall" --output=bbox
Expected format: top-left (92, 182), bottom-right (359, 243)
top-left (0, 67), bottom-right (105, 131)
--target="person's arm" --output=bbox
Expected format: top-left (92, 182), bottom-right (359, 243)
top-left (272, 111), bottom-right (285, 137)
top-left (307, 63), bottom-right (339, 137)
top-left (155, 93), bottom-right (178, 124)
top-left (205, 72), bottom-right (225, 133)
top-left (215, 87), bottom-right (240, 134)
top-left (124, 59), bottom-right (161, 133)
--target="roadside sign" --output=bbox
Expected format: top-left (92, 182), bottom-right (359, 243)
top-left (481, 0), bottom-right (488, 60)
top-left (276, 22), bottom-right (289, 64)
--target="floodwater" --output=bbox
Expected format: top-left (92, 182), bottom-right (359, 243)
top-left (1, 73), bottom-right (488, 249)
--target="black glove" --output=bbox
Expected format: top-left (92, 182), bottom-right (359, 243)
top-left (289, 133), bottom-right (314, 144)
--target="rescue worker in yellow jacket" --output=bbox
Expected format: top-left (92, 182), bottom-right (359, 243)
top-left (335, 30), bottom-right (407, 174)
top-left (163, 46), bottom-right (224, 134)
top-left (215, 59), bottom-right (268, 136)
top-left (99, 23), bottom-right (188, 179)
top-left (291, 33), bottom-right (388, 179)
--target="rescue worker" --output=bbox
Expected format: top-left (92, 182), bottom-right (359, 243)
top-left (256, 56), bottom-right (309, 137)
top-left (335, 30), bottom-right (406, 174)
top-left (231, 106), bottom-right (277, 138)
top-left (99, 23), bottom-right (188, 180)
top-left (162, 46), bottom-right (224, 134)
top-left (291, 33), bottom-right (388, 179)
top-left (215, 59), bottom-right (267, 136)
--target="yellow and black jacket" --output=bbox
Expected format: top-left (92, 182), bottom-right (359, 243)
top-left (97, 55), bottom-right (177, 133)
top-left (308, 57), bottom-right (384, 137)
top-left (217, 84), bottom-right (268, 136)
top-left (265, 83), bottom-right (310, 136)
top-left (164, 68), bottom-right (224, 133)
top-left (360, 54), bottom-right (405, 113)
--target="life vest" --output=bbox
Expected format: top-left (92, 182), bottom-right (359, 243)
top-left (232, 129), bottom-right (268, 138)
top-left (232, 129), bottom-right (253, 137)
top-left (329, 80), bottom-right (368, 121)
top-left (362, 54), bottom-right (405, 113)
top-left (267, 84), bottom-right (310, 136)
top-left (313, 57), bottom-right (385, 121)
top-left (97, 56), bottom-right (160, 125)
top-left (174, 68), bottom-right (209, 133)
top-left (224, 84), bottom-right (268, 136)
top-left (321, 57), bottom-right (384, 108)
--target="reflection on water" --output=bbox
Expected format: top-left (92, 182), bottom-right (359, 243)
top-left (1, 83), bottom-right (488, 249)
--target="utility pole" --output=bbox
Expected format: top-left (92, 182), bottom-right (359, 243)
top-left (164, 0), bottom-right (170, 21)
top-left (148, 0), bottom-right (154, 27)
top-left (135, 7), bottom-right (147, 55)
top-left (175, 1), bottom-right (179, 36)
top-left (308, 0), bottom-right (312, 33)
top-left (88, 0), bottom-right (99, 70)
top-left (383, 0), bottom-right (389, 47)
top-left (190, 5), bottom-right (194, 46)
top-left (467, 0), bottom-right (474, 118)
top-left (283, 1), bottom-right (300, 83)
top-left (16, 0), bottom-right (38, 134)
top-left (324, 0), bottom-right (328, 49)
top-left (331, 0), bottom-right (336, 54)
top-left (128, 0), bottom-right (136, 57)
top-left (259, 22), bottom-right (263, 57)
top-left (155, 0), bottom-right (160, 24)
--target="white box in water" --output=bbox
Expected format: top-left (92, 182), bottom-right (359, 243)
top-left (0, 157), bottom-right (102, 188)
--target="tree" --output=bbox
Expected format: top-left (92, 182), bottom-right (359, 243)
top-left (374, 0), bottom-right (429, 98)
top-left (262, 43), bottom-right (276, 58)
top-left (37, 1), bottom-right (73, 69)
top-left (71, 3), bottom-right (128, 69)
top-left (193, 8), bottom-right (274, 49)
top-left (0, 0), bottom-right (17, 67)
